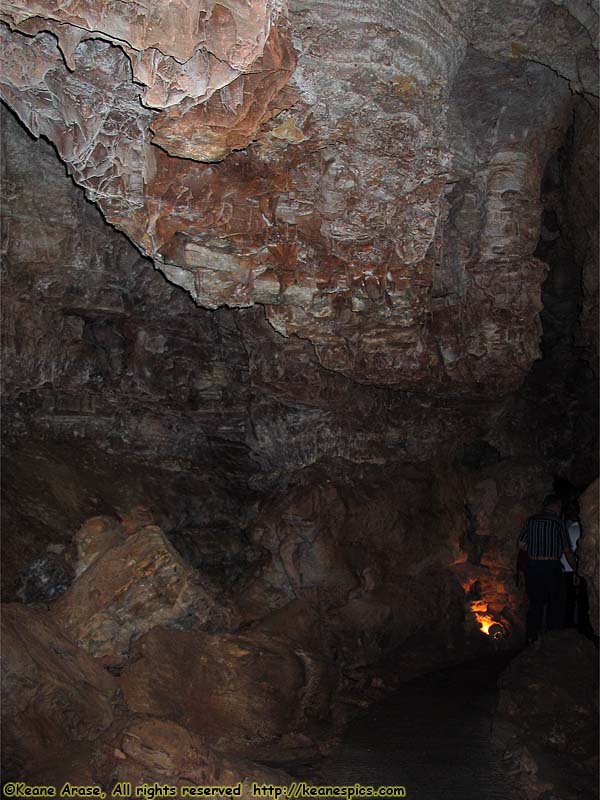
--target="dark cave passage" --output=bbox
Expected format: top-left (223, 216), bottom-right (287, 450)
top-left (293, 638), bottom-right (598, 800)
top-left (294, 656), bottom-right (525, 800)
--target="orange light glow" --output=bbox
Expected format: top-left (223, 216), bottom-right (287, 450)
top-left (469, 600), bottom-right (498, 636)
top-left (474, 611), bottom-right (496, 635)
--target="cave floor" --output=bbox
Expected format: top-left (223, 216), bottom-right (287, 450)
top-left (293, 654), bottom-right (526, 800)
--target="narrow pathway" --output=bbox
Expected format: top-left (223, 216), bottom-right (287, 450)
top-left (296, 656), bottom-right (526, 800)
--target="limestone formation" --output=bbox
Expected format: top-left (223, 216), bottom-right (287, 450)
top-left (70, 515), bottom-right (126, 577)
top-left (1, 0), bottom-right (595, 390)
top-left (1, 605), bottom-right (299, 789)
top-left (51, 524), bottom-right (235, 664)
top-left (0, 1), bottom-right (598, 793)
top-left (0, 0), bottom-right (282, 109)
top-left (1, 604), bottom-right (116, 780)
top-left (120, 625), bottom-right (335, 760)
top-left (112, 718), bottom-right (291, 795)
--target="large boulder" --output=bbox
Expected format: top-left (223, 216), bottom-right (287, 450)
top-left (120, 626), bottom-right (334, 760)
top-left (1, 603), bottom-right (116, 780)
top-left (579, 478), bottom-right (599, 634)
top-left (111, 718), bottom-right (291, 794)
top-left (495, 629), bottom-right (599, 800)
top-left (51, 524), bottom-right (236, 664)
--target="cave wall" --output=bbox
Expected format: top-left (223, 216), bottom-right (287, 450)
top-left (0, 106), bottom-right (529, 658)
top-left (1, 2), bottom-right (599, 787)
top-left (1, 1), bottom-right (596, 392)
top-left (0, 0), bottom-right (598, 717)
top-left (1, 107), bottom-right (260, 598)
top-left (2, 77), bottom-right (598, 643)
top-left (512, 95), bottom-right (599, 487)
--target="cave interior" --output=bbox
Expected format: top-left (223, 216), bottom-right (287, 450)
top-left (0, 1), bottom-right (599, 799)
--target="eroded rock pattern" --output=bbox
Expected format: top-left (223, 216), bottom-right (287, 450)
top-left (69, 515), bottom-right (126, 577)
top-left (1, 0), bottom-right (596, 389)
top-left (120, 625), bottom-right (335, 760)
top-left (112, 718), bottom-right (292, 794)
top-left (1, 602), bottom-right (299, 789)
top-left (1, 107), bottom-right (259, 599)
top-left (1, 1), bottom-right (599, 793)
top-left (0, 0), bottom-right (284, 114)
top-left (51, 523), bottom-right (236, 664)
top-left (1, 604), bottom-right (116, 780)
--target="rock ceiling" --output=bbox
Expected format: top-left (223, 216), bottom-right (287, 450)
top-left (1, 0), bottom-right (597, 392)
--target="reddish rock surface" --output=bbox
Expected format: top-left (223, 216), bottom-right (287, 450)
top-left (51, 524), bottom-right (235, 664)
top-left (150, 26), bottom-right (296, 162)
top-left (1, 604), bottom-right (298, 790)
top-left (1, 603), bottom-right (116, 780)
top-left (1, 2), bottom-right (595, 390)
top-left (0, 0), bottom-right (280, 107)
top-left (111, 717), bottom-right (292, 792)
top-left (120, 625), bottom-right (335, 760)
top-left (1, 0), bottom-right (598, 787)
top-left (69, 515), bottom-right (126, 577)
top-left (0, 2), bottom-right (598, 794)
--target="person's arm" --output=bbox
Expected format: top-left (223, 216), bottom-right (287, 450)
top-left (563, 548), bottom-right (579, 585)
top-left (560, 521), bottom-right (579, 585)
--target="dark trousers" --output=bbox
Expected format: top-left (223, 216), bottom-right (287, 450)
top-left (563, 572), bottom-right (577, 627)
top-left (525, 560), bottom-right (564, 642)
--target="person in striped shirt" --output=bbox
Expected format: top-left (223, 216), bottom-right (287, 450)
top-left (518, 494), bottom-right (578, 644)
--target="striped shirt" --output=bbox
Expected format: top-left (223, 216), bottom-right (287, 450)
top-left (519, 511), bottom-right (571, 558)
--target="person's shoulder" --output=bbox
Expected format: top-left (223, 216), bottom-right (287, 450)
top-left (526, 511), bottom-right (563, 526)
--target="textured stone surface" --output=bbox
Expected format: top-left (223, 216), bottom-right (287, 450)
top-left (1, 0), bottom-right (595, 390)
top-left (495, 629), bottom-right (599, 800)
top-left (0, 0), bottom-right (285, 115)
top-left (2, 99), bottom-right (596, 676)
top-left (579, 478), bottom-right (599, 634)
top-left (15, 551), bottom-right (72, 604)
top-left (120, 625), bottom-right (335, 760)
top-left (1, 603), bottom-right (116, 780)
top-left (70, 515), bottom-right (126, 578)
top-left (1, 106), bottom-right (538, 605)
top-left (51, 524), bottom-right (235, 664)
top-left (111, 718), bottom-right (292, 794)
top-left (1, 603), bottom-right (299, 789)
top-left (237, 471), bottom-right (471, 682)
top-left (1, 5), bottom-right (598, 788)
top-left (0, 107), bottom-right (259, 600)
